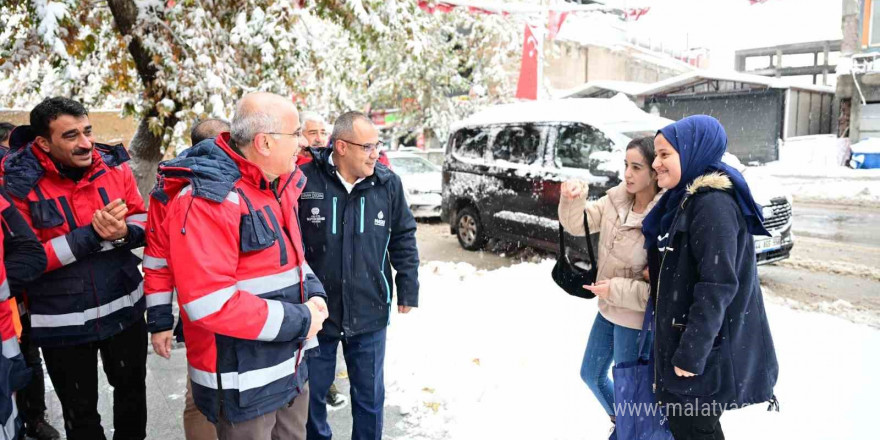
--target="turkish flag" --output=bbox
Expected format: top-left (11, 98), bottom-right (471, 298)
top-left (547, 10), bottom-right (569, 40)
top-left (515, 24), bottom-right (539, 100)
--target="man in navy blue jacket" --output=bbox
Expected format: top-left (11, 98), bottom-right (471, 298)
top-left (299, 111), bottom-right (419, 440)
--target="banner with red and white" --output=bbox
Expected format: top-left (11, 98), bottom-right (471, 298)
top-left (515, 24), bottom-right (540, 100)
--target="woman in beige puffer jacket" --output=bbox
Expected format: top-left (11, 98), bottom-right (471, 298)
top-left (558, 137), bottom-right (662, 426)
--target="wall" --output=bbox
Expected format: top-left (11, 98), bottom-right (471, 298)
top-left (646, 89), bottom-right (785, 164)
top-left (0, 110), bottom-right (138, 147)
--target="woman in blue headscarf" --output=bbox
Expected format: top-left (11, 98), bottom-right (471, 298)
top-left (643, 115), bottom-right (779, 440)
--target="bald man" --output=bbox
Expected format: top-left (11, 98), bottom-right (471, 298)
top-left (162, 93), bottom-right (328, 439)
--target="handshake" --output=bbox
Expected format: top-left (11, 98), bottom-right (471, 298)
top-left (304, 297), bottom-right (330, 339)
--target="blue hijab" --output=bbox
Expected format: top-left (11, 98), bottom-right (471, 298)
top-left (642, 115), bottom-right (769, 249)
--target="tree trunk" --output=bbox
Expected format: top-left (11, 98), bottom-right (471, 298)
top-left (128, 108), bottom-right (167, 199)
top-left (107, 0), bottom-right (178, 200)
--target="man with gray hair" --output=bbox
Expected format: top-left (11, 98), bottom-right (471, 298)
top-left (298, 111), bottom-right (419, 440)
top-left (163, 92), bottom-right (328, 439)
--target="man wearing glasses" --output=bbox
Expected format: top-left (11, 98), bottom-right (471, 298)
top-left (298, 111), bottom-right (419, 440)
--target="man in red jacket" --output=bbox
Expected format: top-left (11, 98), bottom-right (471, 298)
top-left (164, 92), bottom-right (328, 439)
top-left (1, 97), bottom-right (148, 440)
top-left (145, 118), bottom-right (230, 440)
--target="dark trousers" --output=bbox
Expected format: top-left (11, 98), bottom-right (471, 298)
top-left (307, 328), bottom-right (386, 440)
top-left (668, 411), bottom-right (724, 440)
top-left (42, 318), bottom-right (148, 440)
top-left (16, 314), bottom-right (47, 423)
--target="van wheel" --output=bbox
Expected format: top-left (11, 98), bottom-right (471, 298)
top-left (456, 206), bottom-right (487, 251)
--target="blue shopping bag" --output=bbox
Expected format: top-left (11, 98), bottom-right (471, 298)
top-left (611, 302), bottom-right (673, 440)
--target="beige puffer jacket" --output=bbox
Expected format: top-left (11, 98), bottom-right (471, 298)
top-left (558, 182), bottom-right (662, 330)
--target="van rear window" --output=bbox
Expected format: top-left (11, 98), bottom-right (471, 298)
top-left (492, 125), bottom-right (541, 164)
top-left (555, 124), bottom-right (613, 170)
top-left (452, 128), bottom-right (489, 159)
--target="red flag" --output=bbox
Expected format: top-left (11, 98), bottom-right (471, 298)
top-left (516, 24), bottom-right (539, 100)
top-left (625, 7), bottom-right (651, 21)
top-left (547, 10), bottom-right (569, 40)
top-left (418, 1), bottom-right (455, 14)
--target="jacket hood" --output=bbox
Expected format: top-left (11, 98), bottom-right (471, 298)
top-left (2, 137), bottom-right (131, 199)
top-left (311, 145), bottom-right (393, 185)
top-left (686, 171), bottom-right (732, 195)
top-left (152, 136), bottom-right (241, 204)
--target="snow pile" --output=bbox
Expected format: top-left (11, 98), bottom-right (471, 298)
top-left (779, 135), bottom-right (849, 168)
top-left (746, 161), bottom-right (880, 205)
top-left (494, 211), bottom-right (558, 230)
top-left (384, 260), bottom-right (879, 439)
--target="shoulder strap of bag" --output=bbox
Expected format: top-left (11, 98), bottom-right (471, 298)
top-left (558, 196), bottom-right (599, 268)
top-left (582, 198), bottom-right (597, 268)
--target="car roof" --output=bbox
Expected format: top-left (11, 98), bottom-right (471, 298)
top-left (385, 151), bottom-right (423, 159)
top-left (450, 94), bottom-right (672, 133)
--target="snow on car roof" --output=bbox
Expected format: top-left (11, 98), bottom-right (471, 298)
top-left (451, 94), bottom-right (672, 133)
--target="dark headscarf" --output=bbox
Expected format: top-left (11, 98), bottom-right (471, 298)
top-left (642, 115), bottom-right (769, 249)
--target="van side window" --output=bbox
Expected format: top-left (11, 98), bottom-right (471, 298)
top-left (555, 124), bottom-right (613, 171)
top-left (452, 128), bottom-right (489, 159)
top-left (492, 125), bottom-right (541, 164)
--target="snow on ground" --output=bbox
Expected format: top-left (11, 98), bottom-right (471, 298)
top-left (747, 161), bottom-right (880, 206)
top-left (384, 260), bottom-right (879, 439)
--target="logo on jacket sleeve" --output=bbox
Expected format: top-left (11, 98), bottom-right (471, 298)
top-left (307, 207), bottom-right (326, 225)
top-left (374, 210), bottom-right (386, 227)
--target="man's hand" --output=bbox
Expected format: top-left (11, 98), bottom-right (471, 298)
top-left (103, 199), bottom-right (128, 221)
top-left (305, 299), bottom-right (329, 339)
top-left (92, 210), bottom-right (128, 240)
top-left (561, 180), bottom-right (587, 200)
top-left (398, 305), bottom-right (413, 314)
top-left (151, 331), bottom-right (173, 359)
top-left (674, 366), bottom-right (696, 377)
top-left (308, 297), bottom-right (328, 315)
top-left (583, 279), bottom-right (611, 300)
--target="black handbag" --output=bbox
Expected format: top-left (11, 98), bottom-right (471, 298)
top-left (551, 206), bottom-right (598, 299)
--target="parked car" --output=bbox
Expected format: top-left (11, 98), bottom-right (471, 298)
top-left (387, 151), bottom-right (443, 218)
top-left (723, 153), bottom-right (795, 264)
top-left (441, 96), bottom-right (794, 265)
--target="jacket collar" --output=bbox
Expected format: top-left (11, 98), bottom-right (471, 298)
top-left (1, 140), bottom-right (127, 199)
top-left (213, 133), bottom-right (307, 200)
top-left (311, 146), bottom-right (392, 186)
top-left (686, 171), bottom-right (732, 195)
top-left (153, 136), bottom-right (241, 204)
top-left (606, 182), bottom-right (663, 228)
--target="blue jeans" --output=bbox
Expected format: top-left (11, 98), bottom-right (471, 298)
top-left (580, 312), bottom-right (647, 416)
top-left (307, 328), bottom-right (386, 440)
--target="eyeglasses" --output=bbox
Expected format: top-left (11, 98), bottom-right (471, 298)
top-left (265, 130), bottom-right (303, 138)
top-left (339, 139), bottom-right (384, 154)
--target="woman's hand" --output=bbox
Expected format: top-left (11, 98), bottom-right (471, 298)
top-left (674, 366), bottom-right (696, 377)
top-left (561, 180), bottom-right (588, 200)
top-left (583, 279), bottom-right (611, 300)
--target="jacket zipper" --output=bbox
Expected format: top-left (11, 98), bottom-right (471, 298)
top-left (653, 196), bottom-right (689, 396)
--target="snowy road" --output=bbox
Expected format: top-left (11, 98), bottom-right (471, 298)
top-left (792, 201), bottom-right (880, 247)
top-left (35, 215), bottom-right (878, 439)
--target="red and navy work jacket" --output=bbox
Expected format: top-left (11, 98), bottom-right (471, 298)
top-left (0, 142), bottom-right (147, 348)
top-left (143, 139), bottom-right (241, 337)
top-left (0, 195), bottom-right (31, 440)
top-left (164, 133), bottom-right (325, 424)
